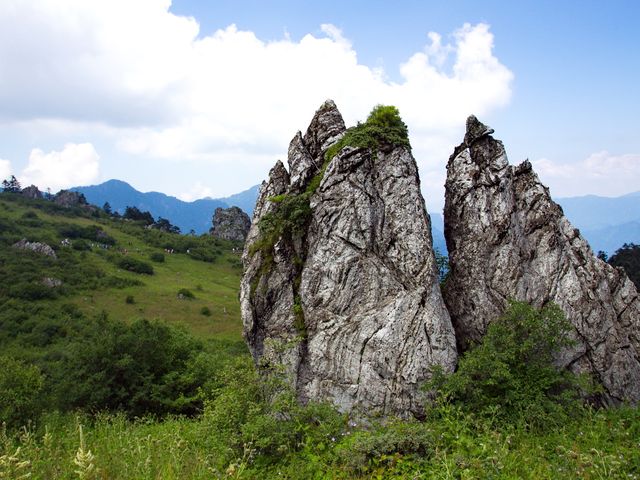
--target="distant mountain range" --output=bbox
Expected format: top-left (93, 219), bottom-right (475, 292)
top-left (73, 179), bottom-right (259, 235)
top-left (429, 192), bottom-right (639, 256)
top-left (73, 180), bottom-right (638, 254)
top-left (555, 192), bottom-right (640, 255)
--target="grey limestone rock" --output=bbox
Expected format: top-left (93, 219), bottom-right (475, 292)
top-left (241, 100), bottom-right (457, 416)
top-left (211, 206), bottom-right (251, 242)
top-left (13, 238), bottom-right (57, 259)
top-left (443, 115), bottom-right (640, 404)
top-left (42, 277), bottom-right (63, 288)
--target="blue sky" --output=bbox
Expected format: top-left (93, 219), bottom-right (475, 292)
top-left (0, 0), bottom-right (638, 210)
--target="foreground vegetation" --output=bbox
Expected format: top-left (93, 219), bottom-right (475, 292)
top-left (1, 368), bottom-right (639, 479)
top-left (1, 191), bottom-right (639, 478)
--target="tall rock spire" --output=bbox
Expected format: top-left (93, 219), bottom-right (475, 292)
top-left (443, 115), bottom-right (640, 404)
top-left (241, 101), bottom-right (457, 416)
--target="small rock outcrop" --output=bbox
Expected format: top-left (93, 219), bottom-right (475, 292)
top-left (21, 185), bottom-right (43, 200)
top-left (443, 115), bottom-right (640, 404)
top-left (211, 207), bottom-right (251, 242)
top-left (42, 277), bottom-right (63, 288)
top-left (241, 101), bottom-right (457, 416)
top-left (54, 190), bottom-right (87, 208)
top-left (13, 238), bottom-right (57, 259)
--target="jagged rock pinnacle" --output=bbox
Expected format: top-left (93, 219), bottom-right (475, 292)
top-left (241, 101), bottom-right (456, 416)
top-left (444, 116), bottom-right (640, 405)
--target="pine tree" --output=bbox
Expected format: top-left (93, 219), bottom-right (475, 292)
top-left (1, 175), bottom-right (21, 193)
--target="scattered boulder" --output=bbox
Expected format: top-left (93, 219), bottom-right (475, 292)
top-left (443, 115), bottom-right (640, 404)
top-left (42, 277), bottom-right (63, 288)
top-left (241, 100), bottom-right (457, 416)
top-left (21, 185), bottom-right (43, 200)
top-left (13, 238), bottom-right (57, 259)
top-left (211, 206), bottom-right (251, 242)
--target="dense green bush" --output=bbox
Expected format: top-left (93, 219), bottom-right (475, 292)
top-left (49, 315), bottom-right (208, 417)
top-left (336, 420), bottom-right (435, 474)
top-left (202, 358), bottom-right (345, 469)
top-left (0, 356), bottom-right (45, 428)
top-left (149, 251), bottom-right (165, 263)
top-left (187, 246), bottom-right (218, 263)
top-left (72, 238), bottom-right (91, 251)
top-left (8, 281), bottom-right (58, 300)
top-left (428, 301), bottom-right (589, 429)
top-left (178, 288), bottom-right (195, 299)
top-left (99, 276), bottom-right (143, 289)
top-left (116, 256), bottom-right (154, 275)
top-left (324, 104), bottom-right (410, 162)
top-left (57, 223), bottom-right (116, 245)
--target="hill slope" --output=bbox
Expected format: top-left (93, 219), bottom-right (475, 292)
top-left (0, 192), bottom-right (244, 341)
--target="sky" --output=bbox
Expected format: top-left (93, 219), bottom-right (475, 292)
top-left (0, 0), bottom-right (638, 211)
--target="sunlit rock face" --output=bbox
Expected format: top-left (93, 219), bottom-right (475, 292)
top-left (241, 100), bottom-right (457, 417)
top-left (443, 115), bottom-right (640, 404)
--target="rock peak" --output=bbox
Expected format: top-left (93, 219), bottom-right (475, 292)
top-left (464, 115), bottom-right (495, 146)
top-left (302, 99), bottom-right (346, 160)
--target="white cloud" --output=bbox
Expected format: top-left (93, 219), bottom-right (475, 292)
top-left (0, 1), bottom-right (514, 204)
top-left (533, 151), bottom-right (640, 198)
top-left (177, 182), bottom-right (215, 202)
top-left (20, 143), bottom-right (100, 192)
top-left (0, 159), bottom-right (12, 181)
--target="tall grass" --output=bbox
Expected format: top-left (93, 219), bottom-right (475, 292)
top-left (0, 406), bottom-right (638, 479)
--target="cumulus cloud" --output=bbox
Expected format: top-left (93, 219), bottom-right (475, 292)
top-left (0, 159), bottom-right (12, 181)
top-left (533, 151), bottom-right (640, 198)
top-left (20, 143), bottom-right (100, 192)
top-left (177, 182), bottom-right (216, 202)
top-left (0, 1), bottom-right (514, 205)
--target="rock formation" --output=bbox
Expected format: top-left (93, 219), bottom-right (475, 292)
top-left (211, 206), bottom-right (251, 242)
top-left (54, 190), bottom-right (87, 208)
top-left (21, 185), bottom-right (43, 200)
top-left (241, 100), bottom-right (457, 416)
top-left (13, 238), bottom-right (57, 259)
top-left (443, 115), bottom-right (640, 404)
top-left (42, 277), bottom-right (63, 288)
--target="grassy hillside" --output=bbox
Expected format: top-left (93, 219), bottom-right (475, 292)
top-left (0, 193), bottom-right (243, 341)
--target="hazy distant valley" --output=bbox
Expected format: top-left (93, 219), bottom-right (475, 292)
top-left (73, 178), bottom-right (639, 256)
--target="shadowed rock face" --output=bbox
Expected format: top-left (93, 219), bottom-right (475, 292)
top-left (241, 100), bottom-right (457, 416)
top-left (443, 116), bottom-right (640, 404)
top-left (21, 185), bottom-right (43, 200)
top-left (211, 206), bottom-right (251, 242)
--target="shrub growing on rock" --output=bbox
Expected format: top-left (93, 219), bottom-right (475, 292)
top-left (428, 301), bottom-right (589, 429)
